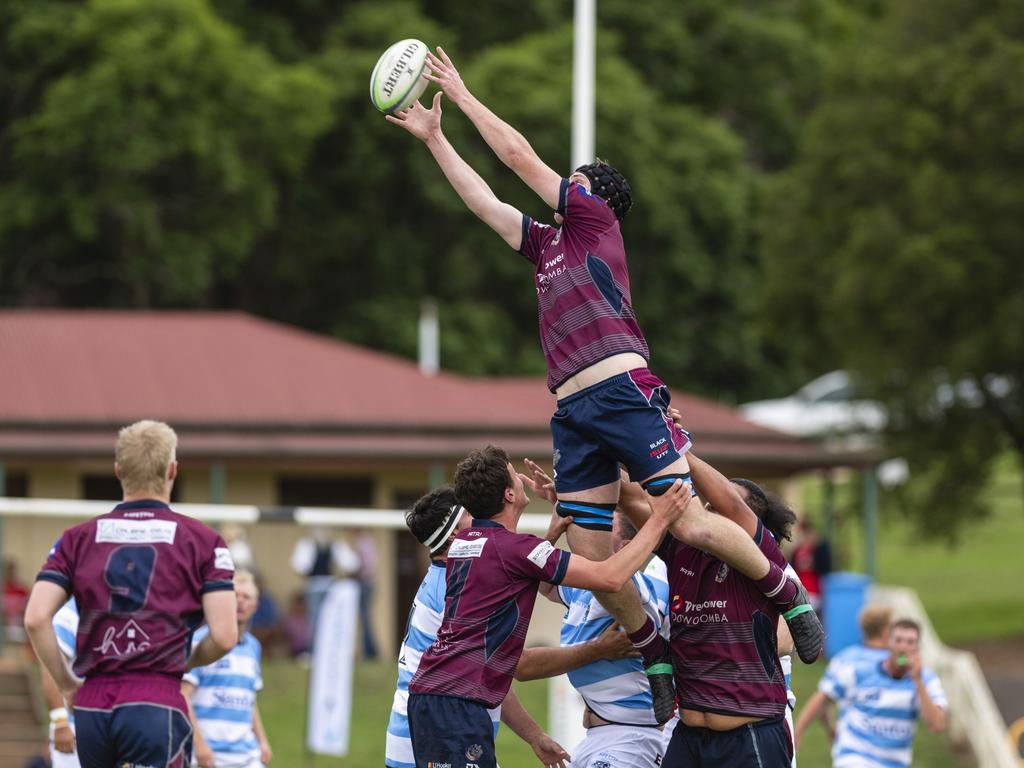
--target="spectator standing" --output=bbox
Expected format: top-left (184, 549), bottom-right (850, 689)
top-left (4, 560), bottom-right (29, 642)
top-left (352, 528), bottom-right (379, 660)
top-left (290, 527), bottom-right (359, 635)
top-left (791, 520), bottom-right (832, 615)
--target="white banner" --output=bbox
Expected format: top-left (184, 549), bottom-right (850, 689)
top-left (306, 579), bottom-right (359, 756)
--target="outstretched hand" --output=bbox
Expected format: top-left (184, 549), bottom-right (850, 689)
top-left (423, 46), bottom-right (470, 104)
top-left (519, 457), bottom-right (557, 504)
top-left (384, 91), bottom-right (443, 141)
top-left (528, 731), bottom-right (570, 768)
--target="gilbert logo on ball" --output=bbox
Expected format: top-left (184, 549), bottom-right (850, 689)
top-left (370, 39), bottom-right (430, 114)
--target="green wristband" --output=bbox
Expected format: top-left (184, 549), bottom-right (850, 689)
top-left (645, 663), bottom-right (673, 676)
top-left (782, 603), bottom-right (814, 621)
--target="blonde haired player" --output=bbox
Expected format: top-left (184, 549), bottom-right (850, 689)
top-left (183, 569), bottom-right (272, 768)
top-left (25, 419), bottom-right (238, 768)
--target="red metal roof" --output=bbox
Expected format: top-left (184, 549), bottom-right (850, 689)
top-left (0, 311), bottom-right (853, 468)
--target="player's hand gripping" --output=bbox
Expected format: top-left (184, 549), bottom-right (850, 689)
top-left (647, 478), bottom-right (693, 527)
top-left (590, 621), bottom-right (641, 661)
top-left (385, 91), bottom-right (443, 142)
top-left (423, 47), bottom-right (471, 105)
top-left (528, 731), bottom-right (570, 768)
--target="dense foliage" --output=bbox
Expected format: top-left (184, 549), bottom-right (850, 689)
top-left (1, 0), bottom-right (1019, 536)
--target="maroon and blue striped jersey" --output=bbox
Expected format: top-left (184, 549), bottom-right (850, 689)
top-left (657, 520), bottom-right (789, 719)
top-left (520, 179), bottom-right (650, 392)
top-left (37, 499), bottom-right (235, 680)
top-left (410, 519), bottom-right (571, 708)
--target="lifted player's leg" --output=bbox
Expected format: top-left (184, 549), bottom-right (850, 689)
top-left (640, 458), bottom-right (824, 664)
top-left (556, 480), bottom-right (677, 724)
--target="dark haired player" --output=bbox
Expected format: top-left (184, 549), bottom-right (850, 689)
top-left (24, 420), bottom-right (238, 768)
top-left (387, 485), bottom-right (641, 768)
top-left (387, 46), bottom-right (822, 723)
top-left (406, 446), bottom-right (693, 768)
top-left (618, 454), bottom-right (812, 766)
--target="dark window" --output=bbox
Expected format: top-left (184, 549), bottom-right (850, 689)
top-left (393, 490), bottom-right (429, 650)
top-left (278, 477), bottom-right (374, 507)
top-left (2, 472), bottom-right (28, 497)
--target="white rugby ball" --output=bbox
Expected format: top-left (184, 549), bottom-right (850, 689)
top-left (370, 39), bottom-right (430, 114)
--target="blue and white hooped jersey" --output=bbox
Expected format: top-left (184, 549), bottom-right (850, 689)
top-left (821, 657), bottom-right (947, 768)
top-left (556, 557), bottom-right (669, 725)
top-left (183, 629), bottom-right (263, 766)
top-left (385, 562), bottom-right (501, 768)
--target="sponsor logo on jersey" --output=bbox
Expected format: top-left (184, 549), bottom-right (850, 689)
top-left (214, 547), bottom-right (235, 571)
top-left (96, 519), bottom-right (177, 544)
top-left (526, 541), bottom-right (555, 568)
top-left (448, 539), bottom-right (487, 558)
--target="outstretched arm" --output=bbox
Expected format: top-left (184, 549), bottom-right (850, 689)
top-left (515, 622), bottom-right (639, 681)
top-left (561, 481), bottom-right (691, 592)
top-left (687, 453), bottom-right (759, 537)
top-left (388, 91), bottom-right (524, 248)
top-left (425, 47), bottom-right (564, 210)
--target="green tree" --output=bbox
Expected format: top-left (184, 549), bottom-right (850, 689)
top-left (760, 0), bottom-right (1024, 537)
top-left (0, 0), bottom-right (333, 306)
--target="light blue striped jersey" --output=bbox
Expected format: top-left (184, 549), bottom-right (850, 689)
top-left (556, 557), bottom-right (669, 724)
top-left (820, 655), bottom-right (946, 768)
top-left (386, 561), bottom-right (501, 768)
top-left (825, 645), bottom-right (891, 718)
top-left (53, 599), bottom-right (79, 726)
top-left (183, 628), bottom-right (263, 766)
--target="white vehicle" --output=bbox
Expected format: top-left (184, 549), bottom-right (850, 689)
top-left (739, 371), bottom-right (887, 438)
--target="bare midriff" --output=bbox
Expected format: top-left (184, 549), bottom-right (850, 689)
top-left (679, 708), bottom-right (765, 731)
top-left (554, 352), bottom-right (648, 399)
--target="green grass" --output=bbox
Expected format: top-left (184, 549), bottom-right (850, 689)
top-left (801, 455), bottom-right (1024, 644)
top-left (259, 659), bottom-right (547, 767)
top-left (260, 659), bottom-right (965, 766)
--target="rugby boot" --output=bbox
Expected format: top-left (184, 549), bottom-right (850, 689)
top-left (782, 579), bottom-right (824, 663)
top-left (645, 651), bottom-right (677, 725)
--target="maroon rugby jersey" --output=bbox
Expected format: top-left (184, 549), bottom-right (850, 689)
top-left (37, 499), bottom-right (235, 680)
top-left (657, 520), bottom-right (788, 718)
top-left (409, 519), bottom-right (571, 708)
top-left (519, 179), bottom-right (650, 392)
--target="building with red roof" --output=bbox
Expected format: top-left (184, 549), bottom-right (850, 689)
top-left (0, 310), bottom-right (862, 654)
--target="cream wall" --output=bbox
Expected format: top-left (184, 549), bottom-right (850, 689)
top-left (2, 463), bottom-right (423, 659)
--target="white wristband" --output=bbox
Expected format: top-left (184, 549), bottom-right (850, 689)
top-left (49, 707), bottom-right (69, 723)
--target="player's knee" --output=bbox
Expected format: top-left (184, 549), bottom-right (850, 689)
top-left (673, 508), bottom-right (715, 551)
top-left (641, 472), bottom-right (695, 497)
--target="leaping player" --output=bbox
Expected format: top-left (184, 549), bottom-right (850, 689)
top-left (387, 48), bottom-right (823, 723)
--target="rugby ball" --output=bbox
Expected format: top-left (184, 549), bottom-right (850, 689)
top-left (370, 39), bottom-right (430, 114)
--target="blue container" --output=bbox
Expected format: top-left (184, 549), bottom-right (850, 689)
top-left (822, 572), bottom-right (871, 659)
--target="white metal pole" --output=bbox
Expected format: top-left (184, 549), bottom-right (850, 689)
top-left (572, 0), bottom-right (596, 169)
